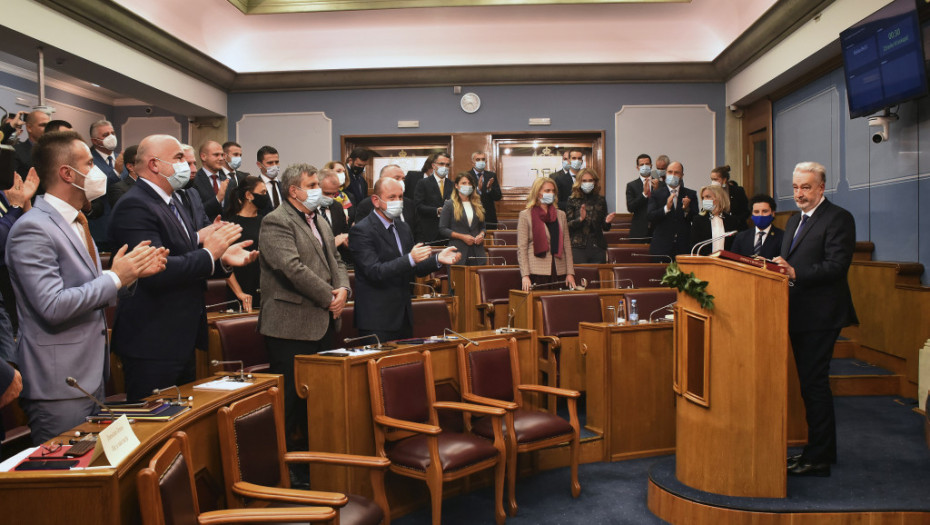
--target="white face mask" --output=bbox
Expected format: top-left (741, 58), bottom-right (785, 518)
top-left (570, 159), bottom-right (583, 171)
top-left (436, 166), bottom-right (449, 178)
top-left (458, 185), bottom-right (473, 197)
top-left (155, 158), bottom-right (192, 191)
top-left (540, 192), bottom-right (555, 205)
top-left (336, 171), bottom-right (346, 186)
top-left (300, 187), bottom-right (323, 211)
top-left (101, 134), bottom-right (118, 151)
top-left (382, 199), bottom-right (404, 219)
top-left (639, 164), bottom-right (652, 176)
top-left (475, 160), bottom-right (486, 171)
top-left (69, 165), bottom-right (108, 201)
top-left (320, 195), bottom-right (335, 208)
top-left (228, 156), bottom-right (242, 170)
top-left (710, 180), bottom-right (722, 187)
top-left (265, 165), bottom-right (280, 179)
top-left (581, 182), bottom-right (595, 194)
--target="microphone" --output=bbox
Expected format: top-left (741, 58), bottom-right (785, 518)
top-left (649, 301), bottom-right (677, 323)
top-left (630, 253), bottom-right (673, 263)
top-left (66, 377), bottom-right (115, 419)
top-left (620, 236), bottom-right (653, 242)
top-left (420, 238), bottom-right (450, 246)
top-left (409, 282), bottom-right (437, 298)
top-left (485, 222), bottom-right (508, 230)
top-left (442, 327), bottom-right (479, 347)
top-left (345, 334), bottom-right (382, 349)
top-left (501, 290), bottom-right (534, 333)
top-left (205, 299), bottom-right (243, 313)
top-left (467, 256), bottom-right (507, 265)
top-left (691, 231), bottom-right (737, 256)
top-left (152, 385), bottom-right (192, 405)
top-left (531, 281), bottom-right (572, 291)
top-left (211, 359), bottom-right (250, 381)
top-left (491, 238), bottom-right (507, 245)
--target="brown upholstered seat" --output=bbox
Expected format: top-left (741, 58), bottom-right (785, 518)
top-left (476, 267), bottom-right (523, 329)
top-left (486, 246), bottom-right (519, 266)
top-left (623, 289), bottom-right (677, 322)
top-left (213, 315), bottom-right (269, 373)
top-left (602, 230), bottom-right (631, 244)
top-left (367, 350), bottom-right (507, 525)
top-left (493, 230), bottom-right (518, 245)
top-left (537, 293), bottom-right (603, 392)
top-left (410, 299), bottom-right (452, 338)
top-left (572, 266), bottom-right (600, 289)
top-left (205, 278), bottom-right (228, 308)
top-left (138, 431), bottom-right (336, 525)
top-left (459, 337), bottom-right (580, 515)
top-left (606, 245), bottom-right (652, 263)
top-left (331, 303), bottom-right (358, 348)
top-left (217, 387), bottom-right (389, 525)
top-left (495, 219), bottom-right (518, 230)
top-left (611, 265), bottom-right (668, 289)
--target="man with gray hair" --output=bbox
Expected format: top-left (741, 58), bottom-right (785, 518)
top-left (319, 167), bottom-right (352, 264)
top-left (89, 120), bottom-right (120, 186)
top-left (258, 163), bottom-right (349, 463)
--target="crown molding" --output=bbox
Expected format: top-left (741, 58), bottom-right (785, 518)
top-left (226, 0), bottom-right (688, 15)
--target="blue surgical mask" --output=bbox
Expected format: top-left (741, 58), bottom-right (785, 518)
top-left (436, 166), bottom-right (449, 178)
top-left (320, 195), bottom-right (335, 208)
top-left (156, 157), bottom-right (191, 191)
top-left (383, 199), bottom-right (404, 219)
top-left (570, 159), bottom-right (583, 170)
top-left (666, 175), bottom-right (680, 188)
top-left (458, 185), bottom-right (473, 197)
top-left (228, 156), bottom-right (242, 170)
top-left (702, 199), bottom-right (715, 212)
top-left (639, 164), bottom-right (652, 176)
top-left (561, 159), bottom-right (569, 170)
top-left (475, 161), bottom-right (486, 171)
top-left (581, 182), bottom-right (595, 194)
top-left (265, 165), bottom-right (280, 179)
top-left (752, 214), bottom-right (775, 229)
top-left (540, 193), bottom-right (555, 205)
top-left (301, 187), bottom-right (323, 211)
top-left (655, 169), bottom-right (666, 179)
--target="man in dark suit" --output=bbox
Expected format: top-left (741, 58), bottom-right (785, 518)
top-left (107, 144), bottom-right (139, 207)
top-left (221, 141), bottom-right (250, 217)
top-left (731, 194), bottom-right (784, 259)
top-left (553, 148), bottom-right (583, 210)
top-left (413, 152), bottom-right (453, 243)
top-left (350, 177), bottom-right (459, 342)
top-left (548, 150), bottom-right (570, 192)
top-left (179, 144), bottom-right (212, 229)
top-left (191, 140), bottom-right (229, 220)
top-left (775, 162), bottom-right (857, 477)
top-left (344, 147), bottom-right (372, 205)
top-left (404, 153), bottom-right (436, 201)
top-left (319, 168), bottom-right (352, 265)
top-left (626, 153), bottom-right (656, 240)
top-left (110, 134), bottom-right (257, 401)
top-left (89, 120), bottom-right (120, 187)
top-left (646, 161), bottom-right (697, 259)
top-left (356, 165), bottom-right (417, 230)
top-left (471, 151), bottom-right (502, 227)
top-left (12, 110), bottom-right (49, 178)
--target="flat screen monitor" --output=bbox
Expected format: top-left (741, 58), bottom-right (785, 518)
top-left (841, 0), bottom-right (928, 118)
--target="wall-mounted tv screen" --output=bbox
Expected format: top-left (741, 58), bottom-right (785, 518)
top-left (841, 0), bottom-right (928, 119)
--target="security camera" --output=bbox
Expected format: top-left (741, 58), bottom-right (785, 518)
top-left (868, 114), bottom-right (897, 144)
top-left (144, 107), bottom-right (153, 115)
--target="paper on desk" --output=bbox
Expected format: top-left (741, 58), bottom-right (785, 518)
top-left (89, 414), bottom-right (140, 467)
top-left (318, 347), bottom-right (383, 357)
top-left (194, 377), bottom-right (252, 391)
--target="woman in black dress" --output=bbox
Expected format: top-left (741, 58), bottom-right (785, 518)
top-left (565, 168), bottom-right (616, 263)
top-left (226, 176), bottom-right (270, 311)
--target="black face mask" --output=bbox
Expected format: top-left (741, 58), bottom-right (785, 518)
top-left (251, 193), bottom-right (272, 210)
top-left (350, 165), bottom-right (364, 176)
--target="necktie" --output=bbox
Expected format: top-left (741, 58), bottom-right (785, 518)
top-left (789, 214), bottom-right (809, 252)
top-left (322, 208), bottom-right (332, 226)
top-left (211, 174), bottom-right (219, 194)
top-left (74, 212), bottom-right (98, 267)
top-left (107, 155), bottom-right (113, 169)
top-left (168, 200), bottom-right (191, 240)
top-left (387, 223), bottom-right (403, 255)
top-left (439, 178), bottom-right (445, 196)
top-left (754, 231), bottom-right (765, 255)
top-left (671, 189), bottom-right (679, 209)
top-left (271, 180), bottom-right (280, 208)
top-left (304, 212), bottom-right (324, 247)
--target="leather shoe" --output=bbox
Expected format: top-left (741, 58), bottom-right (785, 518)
top-left (787, 454), bottom-right (803, 468)
top-left (787, 460), bottom-right (830, 477)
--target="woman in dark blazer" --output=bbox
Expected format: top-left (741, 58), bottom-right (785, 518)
top-left (691, 184), bottom-right (740, 255)
top-left (439, 172), bottom-right (487, 265)
top-left (565, 168), bottom-right (616, 263)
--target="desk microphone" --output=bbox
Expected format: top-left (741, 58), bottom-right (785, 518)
top-left (467, 256), bottom-right (507, 265)
top-left (621, 236), bottom-right (653, 242)
top-left (419, 238), bottom-right (450, 246)
top-left (579, 278), bottom-right (631, 289)
top-left (442, 327), bottom-right (479, 347)
top-left (690, 231), bottom-right (737, 256)
top-left (630, 253), bottom-right (673, 263)
top-left (649, 301), bottom-right (677, 323)
top-left (409, 282), bottom-right (437, 298)
top-left (490, 238), bottom-right (508, 245)
top-left (485, 222), bottom-right (508, 230)
top-left (66, 377), bottom-right (115, 419)
top-left (211, 359), bottom-right (250, 381)
top-left (205, 299), bottom-right (243, 312)
top-left (531, 280), bottom-right (573, 291)
top-left (152, 385), bottom-right (192, 405)
top-left (501, 290), bottom-right (534, 333)
top-left (345, 334), bottom-right (382, 349)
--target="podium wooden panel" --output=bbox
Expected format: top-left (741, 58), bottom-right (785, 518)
top-left (673, 256), bottom-right (789, 498)
top-left (0, 375), bottom-right (282, 525)
top-left (580, 321), bottom-right (676, 461)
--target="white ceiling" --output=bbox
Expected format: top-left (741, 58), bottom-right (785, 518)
top-left (115, 0), bottom-right (778, 73)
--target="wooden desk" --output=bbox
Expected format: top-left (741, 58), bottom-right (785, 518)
top-left (294, 330), bottom-right (536, 509)
top-left (580, 321), bottom-right (676, 461)
top-left (0, 374), bottom-right (282, 525)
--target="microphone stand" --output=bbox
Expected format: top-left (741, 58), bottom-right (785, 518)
top-left (690, 231), bottom-right (737, 256)
top-left (630, 253), bottom-right (672, 263)
top-left (649, 301), bottom-right (677, 323)
top-left (66, 377), bottom-right (116, 419)
top-left (409, 282), bottom-right (437, 298)
top-left (152, 385), bottom-right (192, 405)
top-left (211, 359), bottom-right (249, 381)
top-left (442, 327), bottom-right (479, 346)
top-left (344, 334), bottom-right (382, 350)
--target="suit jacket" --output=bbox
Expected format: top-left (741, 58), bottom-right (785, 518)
top-left (6, 196), bottom-right (117, 400)
top-left (92, 148), bottom-right (121, 187)
top-left (192, 168), bottom-right (227, 221)
top-left (404, 170), bottom-right (426, 201)
top-left (517, 207), bottom-right (574, 277)
top-left (354, 195), bottom-right (417, 235)
top-left (727, 181), bottom-right (750, 230)
top-left (552, 171), bottom-right (575, 210)
top-left (646, 184), bottom-right (698, 257)
top-left (625, 177), bottom-right (650, 239)
top-left (12, 140), bottom-right (32, 178)
top-left (473, 169), bottom-right (502, 226)
top-left (177, 187), bottom-right (211, 230)
top-left (258, 202), bottom-right (348, 341)
top-left (320, 201), bottom-right (352, 265)
top-left (413, 175), bottom-right (453, 242)
top-left (781, 199), bottom-right (858, 333)
top-left (690, 212), bottom-right (741, 255)
top-left (731, 226), bottom-right (784, 259)
top-left (439, 200), bottom-right (486, 264)
top-left (107, 175), bottom-right (136, 208)
top-left (109, 180), bottom-right (222, 362)
top-left (349, 211), bottom-right (439, 333)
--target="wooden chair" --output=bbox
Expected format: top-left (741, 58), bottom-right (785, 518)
top-left (216, 387), bottom-right (390, 525)
top-left (214, 316), bottom-right (269, 373)
top-left (138, 431), bottom-right (336, 525)
top-left (537, 293), bottom-right (603, 395)
top-left (367, 350), bottom-right (507, 525)
top-left (611, 265), bottom-right (668, 289)
top-left (457, 337), bottom-right (581, 516)
top-left (476, 267), bottom-right (523, 329)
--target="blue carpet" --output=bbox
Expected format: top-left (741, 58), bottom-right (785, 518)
top-left (829, 358), bottom-right (893, 376)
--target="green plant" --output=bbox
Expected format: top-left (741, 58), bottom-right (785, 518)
top-left (661, 261), bottom-right (715, 310)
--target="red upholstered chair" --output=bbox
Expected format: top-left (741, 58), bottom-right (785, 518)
top-left (347, 271), bottom-right (356, 298)
top-left (572, 266), bottom-right (600, 289)
top-left (476, 267), bottom-right (523, 329)
top-left (602, 230), bottom-right (630, 245)
top-left (138, 431), bottom-right (337, 525)
top-left (205, 278), bottom-right (229, 309)
top-left (367, 350), bottom-right (507, 525)
top-left (486, 246), bottom-right (519, 266)
top-left (217, 387), bottom-right (389, 525)
top-left (611, 265), bottom-right (668, 289)
top-left (537, 293), bottom-right (603, 397)
top-left (458, 338), bottom-right (580, 516)
top-left (332, 303), bottom-right (359, 348)
top-left (214, 316), bottom-right (269, 373)
top-left (410, 299), bottom-right (453, 338)
top-left (606, 245), bottom-right (652, 263)
top-left (623, 289), bottom-right (677, 322)
top-left (493, 231), bottom-right (518, 245)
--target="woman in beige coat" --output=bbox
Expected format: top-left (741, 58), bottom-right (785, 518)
top-left (517, 177), bottom-right (576, 292)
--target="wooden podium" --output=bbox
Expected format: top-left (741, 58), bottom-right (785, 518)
top-left (673, 256), bottom-right (790, 498)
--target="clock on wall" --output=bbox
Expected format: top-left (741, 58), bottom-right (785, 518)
top-left (460, 92), bottom-right (481, 114)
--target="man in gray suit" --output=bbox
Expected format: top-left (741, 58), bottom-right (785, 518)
top-left (258, 162), bottom-right (350, 459)
top-left (6, 130), bottom-right (167, 443)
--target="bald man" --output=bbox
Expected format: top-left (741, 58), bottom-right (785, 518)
top-left (109, 134), bottom-right (258, 401)
top-left (13, 110), bottom-right (50, 178)
top-left (646, 160), bottom-right (698, 258)
top-left (192, 140), bottom-right (230, 220)
top-left (354, 164), bottom-right (417, 227)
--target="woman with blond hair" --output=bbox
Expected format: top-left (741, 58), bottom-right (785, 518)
top-left (691, 184), bottom-right (740, 255)
top-left (439, 172), bottom-right (487, 266)
top-left (517, 177), bottom-right (575, 291)
top-left (565, 168), bottom-right (616, 263)
top-left (323, 160), bottom-right (355, 222)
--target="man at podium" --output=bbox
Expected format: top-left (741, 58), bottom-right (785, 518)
top-left (775, 161), bottom-right (857, 478)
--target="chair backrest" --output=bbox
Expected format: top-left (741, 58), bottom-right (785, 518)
top-left (216, 387), bottom-right (289, 507)
top-left (612, 265), bottom-right (668, 288)
top-left (623, 289), bottom-right (677, 321)
top-left (493, 219), bottom-right (518, 230)
top-left (539, 293), bottom-right (602, 338)
top-left (204, 278), bottom-right (228, 308)
top-left (458, 338), bottom-right (520, 407)
top-left (429, 247), bottom-right (449, 278)
top-left (606, 245), bottom-right (652, 263)
top-left (573, 266), bottom-right (600, 289)
top-left (602, 230), bottom-right (630, 245)
top-left (347, 271), bottom-right (356, 297)
top-left (486, 246), bottom-right (519, 265)
top-left (477, 267), bottom-right (523, 304)
top-left (332, 303), bottom-right (358, 348)
top-left (137, 431), bottom-right (200, 525)
top-left (411, 299), bottom-right (452, 338)
top-left (493, 231), bottom-right (518, 245)
top-left (214, 316), bottom-right (268, 371)
top-left (368, 351), bottom-right (438, 446)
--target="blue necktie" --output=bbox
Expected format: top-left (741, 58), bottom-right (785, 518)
top-left (789, 214), bottom-right (809, 252)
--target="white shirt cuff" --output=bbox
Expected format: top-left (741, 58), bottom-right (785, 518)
top-left (104, 270), bottom-right (122, 289)
top-left (202, 248), bottom-right (216, 273)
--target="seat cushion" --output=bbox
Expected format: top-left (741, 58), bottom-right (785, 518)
top-left (387, 432), bottom-right (499, 472)
top-left (269, 494), bottom-right (382, 525)
top-left (472, 409), bottom-right (573, 445)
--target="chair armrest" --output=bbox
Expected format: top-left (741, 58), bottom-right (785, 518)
top-left (517, 384), bottom-right (581, 398)
top-left (424, 277), bottom-right (441, 289)
top-left (538, 335), bottom-right (561, 349)
top-left (462, 393), bottom-right (518, 411)
top-left (475, 303), bottom-right (493, 313)
top-left (434, 401), bottom-right (506, 417)
top-left (243, 364), bottom-right (270, 374)
top-left (232, 481), bottom-right (347, 508)
top-left (198, 507), bottom-right (337, 524)
top-left (285, 451), bottom-right (390, 469)
top-left (374, 414), bottom-right (442, 435)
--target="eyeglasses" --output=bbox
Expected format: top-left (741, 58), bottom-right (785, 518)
top-left (40, 442), bottom-right (62, 456)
